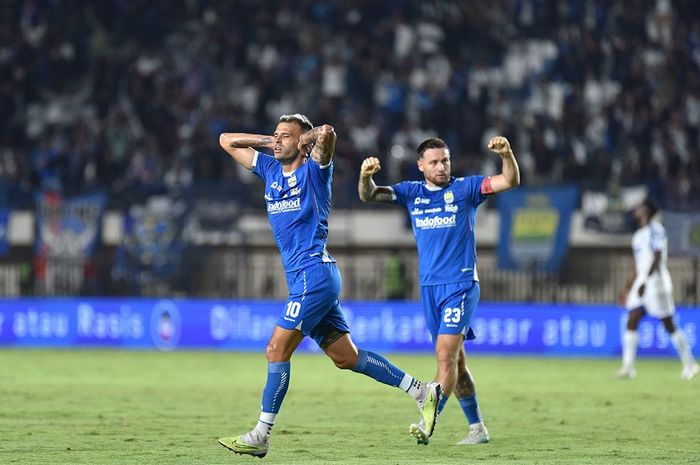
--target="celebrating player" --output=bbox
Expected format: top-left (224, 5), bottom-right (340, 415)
top-left (358, 137), bottom-right (520, 444)
top-left (358, 136), bottom-right (520, 445)
top-left (216, 114), bottom-right (442, 458)
top-left (616, 199), bottom-right (699, 380)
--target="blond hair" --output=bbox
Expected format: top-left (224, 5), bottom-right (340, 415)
top-left (279, 114), bottom-right (313, 132)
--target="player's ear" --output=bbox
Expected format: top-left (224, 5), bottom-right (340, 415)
top-left (417, 158), bottom-right (424, 173)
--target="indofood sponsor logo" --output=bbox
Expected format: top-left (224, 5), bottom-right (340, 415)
top-left (415, 214), bottom-right (456, 229)
top-left (267, 197), bottom-right (301, 214)
top-left (150, 300), bottom-right (181, 351)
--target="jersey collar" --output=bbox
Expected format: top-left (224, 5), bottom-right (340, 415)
top-left (423, 177), bottom-right (454, 191)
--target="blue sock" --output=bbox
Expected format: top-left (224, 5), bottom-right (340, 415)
top-left (458, 394), bottom-right (482, 425)
top-left (352, 349), bottom-right (405, 387)
top-left (260, 361), bottom-right (291, 421)
top-left (437, 394), bottom-right (449, 415)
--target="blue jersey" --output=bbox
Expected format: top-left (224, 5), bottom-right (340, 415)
top-left (391, 176), bottom-right (486, 286)
top-left (251, 151), bottom-right (335, 272)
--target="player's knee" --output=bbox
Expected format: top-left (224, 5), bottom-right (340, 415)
top-left (627, 311), bottom-right (643, 330)
top-left (327, 348), bottom-right (358, 370)
top-left (662, 318), bottom-right (676, 333)
top-left (265, 343), bottom-right (287, 362)
top-left (331, 356), bottom-right (356, 370)
top-left (435, 346), bottom-right (459, 370)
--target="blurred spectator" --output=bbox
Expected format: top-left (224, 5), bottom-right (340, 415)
top-left (1, 0), bottom-right (700, 209)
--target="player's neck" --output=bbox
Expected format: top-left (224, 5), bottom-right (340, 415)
top-left (281, 156), bottom-right (305, 173)
top-left (424, 179), bottom-right (449, 189)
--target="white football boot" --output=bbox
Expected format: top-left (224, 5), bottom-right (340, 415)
top-left (456, 422), bottom-right (490, 445)
top-left (681, 363), bottom-right (699, 380)
top-left (614, 367), bottom-right (636, 379)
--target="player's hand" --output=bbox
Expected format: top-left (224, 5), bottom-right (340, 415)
top-left (618, 290), bottom-right (628, 306)
top-left (298, 129), bottom-right (315, 152)
top-left (298, 133), bottom-right (313, 152)
top-left (360, 157), bottom-right (382, 177)
top-left (488, 136), bottom-right (512, 157)
top-left (637, 284), bottom-right (646, 297)
top-left (261, 136), bottom-right (276, 151)
top-left (298, 139), bottom-right (312, 154)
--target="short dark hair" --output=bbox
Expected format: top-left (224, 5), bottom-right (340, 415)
top-left (279, 114), bottom-right (313, 132)
top-left (417, 138), bottom-right (448, 159)
top-left (642, 198), bottom-right (659, 217)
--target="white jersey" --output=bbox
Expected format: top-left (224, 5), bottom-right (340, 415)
top-left (631, 220), bottom-right (672, 292)
top-left (625, 219), bottom-right (675, 317)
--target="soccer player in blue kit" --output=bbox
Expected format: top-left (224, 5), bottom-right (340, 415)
top-left (216, 114), bottom-right (442, 458)
top-left (358, 136), bottom-right (520, 445)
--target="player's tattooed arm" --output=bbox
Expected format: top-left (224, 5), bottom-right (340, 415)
top-left (358, 157), bottom-right (395, 204)
top-left (482, 136), bottom-right (521, 194)
top-left (227, 134), bottom-right (275, 148)
top-left (218, 133), bottom-right (275, 170)
top-left (299, 124), bottom-right (336, 166)
top-left (298, 126), bottom-right (319, 150)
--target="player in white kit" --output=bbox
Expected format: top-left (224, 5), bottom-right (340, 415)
top-left (617, 199), bottom-right (699, 380)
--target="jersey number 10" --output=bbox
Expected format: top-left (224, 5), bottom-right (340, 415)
top-left (285, 301), bottom-right (301, 318)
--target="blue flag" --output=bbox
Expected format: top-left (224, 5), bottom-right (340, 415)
top-left (497, 185), bottom-right (579, 272)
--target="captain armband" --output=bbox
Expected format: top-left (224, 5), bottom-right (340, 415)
top-left (480, 177), bottom-right (494, 195)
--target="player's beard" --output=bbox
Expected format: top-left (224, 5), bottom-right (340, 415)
top-left (274, 146), bottom-right (300, 165)
top-left (428, 172), bottom-right (450, 187)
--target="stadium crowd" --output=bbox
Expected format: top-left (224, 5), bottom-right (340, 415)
top-left (1, 0), bottom-right (700, 208)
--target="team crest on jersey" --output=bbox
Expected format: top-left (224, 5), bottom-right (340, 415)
top-left (444, 191), bottom-right (454, 204)
top-left (287, 175), bottom-right (297, 187)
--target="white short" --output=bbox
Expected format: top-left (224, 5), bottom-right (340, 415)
top-left (625, 285), bottom-right (675, 319)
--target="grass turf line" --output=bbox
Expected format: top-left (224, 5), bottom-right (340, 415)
top-left (0, 350), bottom-right (698, 464)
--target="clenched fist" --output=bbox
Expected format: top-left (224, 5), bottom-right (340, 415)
top-left (360, 157), bottom-right (382, 177)
top-left (488, 136), bottom-right (513, 157)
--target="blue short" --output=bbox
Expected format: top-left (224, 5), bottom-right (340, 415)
top-left (277, 262), bottom-right (350, 347)
top-left (420, 281), bottom-right (479, 343)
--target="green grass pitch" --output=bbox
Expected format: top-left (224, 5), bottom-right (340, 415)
top-left (0, 350), bottom-right (698, 464)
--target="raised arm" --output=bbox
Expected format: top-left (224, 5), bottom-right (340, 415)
top-left (483, 136), bottom-right (521, 194)
top-left (299, 124), bottom-right (336, 166)
top-left (358, 157), bottom-right (395, 204)
top-left (219, 133), bottom-right (275, 170)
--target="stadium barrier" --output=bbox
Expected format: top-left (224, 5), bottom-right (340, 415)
top-left (0, 299), bottom-right (696, 357)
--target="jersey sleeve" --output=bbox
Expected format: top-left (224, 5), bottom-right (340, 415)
top-left (462, 175), bottom-right (488, 206)
top-left (250, 151), bottom-right (277, 182)
top-left (307, 157), bottom-right (333, 186)
top-left (649, 222), bottom-right (666, 252)
top-left (390, 181), bottom-right (412, 206)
